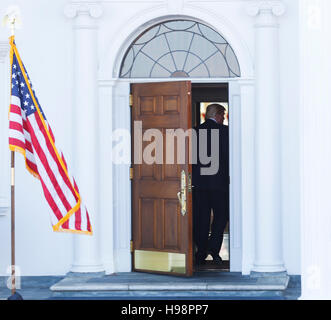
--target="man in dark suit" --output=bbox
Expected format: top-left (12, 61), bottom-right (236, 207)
top-left (193, 104), bottom-right (229, 266)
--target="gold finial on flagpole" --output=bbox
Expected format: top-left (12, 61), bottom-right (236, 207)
top-left (2, 5), bottom-right (22, 38)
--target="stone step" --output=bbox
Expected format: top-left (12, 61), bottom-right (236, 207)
top-left (50, 272), bottom-right (290, 292)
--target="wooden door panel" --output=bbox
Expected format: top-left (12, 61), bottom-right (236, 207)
top-left (139, 96), bottom-right (156, 115)
top-left (163, 199), bottom-right (181, 250)
top-left (132, 81), bottom-right (192, 276)
top-left (139, 198), bottom-right (156, 249)
top-left (163, 164), bottom-right (181, 180)
top-left (137, 198), bottom-right (182, 251)
top-left (138, 117), bottom-right (180, 129)
top-left (139, 163), bottom-right (155, 180)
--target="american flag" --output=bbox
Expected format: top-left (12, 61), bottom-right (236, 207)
top-left (8, 37), bottom-right (92, 235)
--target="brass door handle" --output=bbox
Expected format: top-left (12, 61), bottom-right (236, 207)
top-left (188, 173), bottom-right (192, 193)
top-left (177, 170), bottom-right (187, 216)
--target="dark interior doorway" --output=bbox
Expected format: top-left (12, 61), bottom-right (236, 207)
top-left (192, 83), bottom-right (230, 272)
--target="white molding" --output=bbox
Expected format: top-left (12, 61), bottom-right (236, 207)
top-left (70, 264), bottom-right (104, 273)
top-left (109, 77), bottom-right (247, 273)
top-left (64, 2), bottom-right (103, 19)
top-left (97, 79), bottom-right (118, 87)
top-left (112, 77), bottom-right (254, 83)
top-left (247, 0), bottom-right (286, 17)
top-left (112, 81), bottom-right (131, 273)
top-left (99, 3), bottom-right (254, 80)
top-left (98, 84), bottom-right (115, 274)
top-left (247, 0), bottom-right (286, 29)
top-left (64, 1), bottom-right (103, 30)
top-left (167, 0), bottom-right (184, 14)
top-left (229, 81), bottom-right (243, 272)
top-left (238, 80), bottom-right (255, 275)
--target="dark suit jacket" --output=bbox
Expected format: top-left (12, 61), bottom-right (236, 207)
top-left (192, 119), bottom-right (229, 191)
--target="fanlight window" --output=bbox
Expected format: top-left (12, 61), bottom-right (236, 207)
top-left (120, 20), bottom-right (241, 78)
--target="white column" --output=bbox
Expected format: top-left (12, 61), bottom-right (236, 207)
top-left (65, 1), bottom-right (104, 273)
top-left (112, 81), bottom-right (132, 272)
top-left (98, 79), bottom-right (116, 274)
top-left (238, 80), bottom-right (256, 275)
top-left (248, 1), bottom-right (286, 273)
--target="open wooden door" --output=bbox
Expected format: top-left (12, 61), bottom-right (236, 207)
top-left (131, 81), bottom-right (193, 276)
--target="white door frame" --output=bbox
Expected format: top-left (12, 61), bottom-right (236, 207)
top-left (109, 77), bottom-right (250, 273)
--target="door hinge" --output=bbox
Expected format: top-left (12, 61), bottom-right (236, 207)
top-left (130, 240), bottom-right (133, 253)
top-left (130, 167), bottom-right (133, 180)
top-left (129, 94), bottom-right (133, 107)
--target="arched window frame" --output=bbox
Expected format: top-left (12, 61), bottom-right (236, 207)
top-left (119, 20), bottom-right (241, 79)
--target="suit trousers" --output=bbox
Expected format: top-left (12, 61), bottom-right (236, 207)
top-left (194, 189), bottom-right (229, 259)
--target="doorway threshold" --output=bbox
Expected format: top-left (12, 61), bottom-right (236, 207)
top-left (50, 272), bottom-right (289, 292)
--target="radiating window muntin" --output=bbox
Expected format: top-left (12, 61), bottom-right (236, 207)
top-left (120, 20), bottom-right (241, 79)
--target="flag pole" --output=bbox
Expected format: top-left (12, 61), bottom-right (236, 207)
top-left (10, 19), bottom-right (16, 298)
top-left (10, 151), bottom-right (16, 297)
top-left (6, 9), bottom-right (23, 300)
top-left (8, 117), bottom-right (23, 300)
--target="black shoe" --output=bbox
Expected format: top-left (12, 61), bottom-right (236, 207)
top-left (211, 255), bottom-right (223, 265)
top-left (195, 252), bottom-right (207, 266)
top-left (196, 259), bottom-right (206, 266)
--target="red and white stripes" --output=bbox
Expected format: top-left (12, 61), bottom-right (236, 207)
top-left (9, 95), bottom-right (38, 175)
top-left (9, 94), bottom-right (92, 235)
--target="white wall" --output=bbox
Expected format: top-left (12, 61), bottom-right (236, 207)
top-left (0, 0), bottom-right (73, 276)
top-left (279, 0), bottom-right (301, 275)
top-left (299, 0), bottom-right (331, 299)
top-left (0, 0), bottom-right (301, 275)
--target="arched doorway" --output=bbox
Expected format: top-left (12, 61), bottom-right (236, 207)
top-left (109, 17), bottom-right (249, 274)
